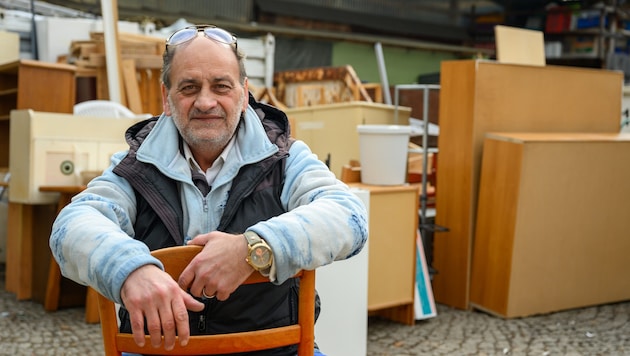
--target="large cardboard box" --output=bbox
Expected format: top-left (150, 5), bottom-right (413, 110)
top-left (471, 132), bottom-right (630, 318)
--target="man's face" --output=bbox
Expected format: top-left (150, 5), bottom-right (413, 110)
top-left (162, 34), bottom-right (248, 153)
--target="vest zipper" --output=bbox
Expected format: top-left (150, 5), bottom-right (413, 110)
top-left (198, 314), bottom-right (206, 332)
top-left (202, 196), bottom-right (208, 212)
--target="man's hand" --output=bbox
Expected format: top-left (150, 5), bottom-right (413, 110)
top-left (120, 264), bottom-right (205, 351)
top-left (180, 231), bottom-right (254, 301)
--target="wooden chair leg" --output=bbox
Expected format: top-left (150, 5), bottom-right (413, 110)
top-left (85, 287), bottom-right (100, 324)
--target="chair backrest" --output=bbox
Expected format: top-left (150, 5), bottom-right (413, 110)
top-left (73, 100), bottom-right (152, 119)
top-left (97, 245), bottom-right (316, 355)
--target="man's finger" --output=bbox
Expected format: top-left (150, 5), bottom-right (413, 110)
top-left (143, 308), bottom-right (163, 348)
top-left (129, 309), bottom-right (147, 347)
top-left (172, 295), bottom-right (195, 347)
top-left (158, 306), bottom-right (177, 351)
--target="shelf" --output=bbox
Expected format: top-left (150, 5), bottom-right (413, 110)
top-left (545, 56), bottom-right (603, 68)
top-left (546, 28), bottom-right (605, 36)
top-left (549, 52), bottom-right (600, 59)
top-left (0, 88), bottom-right (18, 96)
top-left (0, 60), bottom-right (19, 74)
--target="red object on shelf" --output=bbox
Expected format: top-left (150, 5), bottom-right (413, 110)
top-left (546, 7), bottom-right (572, 33)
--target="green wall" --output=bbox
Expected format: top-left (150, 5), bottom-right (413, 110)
top-left (331, 41), bottom-right (459, 85)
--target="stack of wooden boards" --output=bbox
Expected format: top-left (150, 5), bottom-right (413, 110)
top-left (67, 32), bottom-right (164, 115)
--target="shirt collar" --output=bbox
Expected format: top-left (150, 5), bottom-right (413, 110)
top-left (183, 136), bottom-right (236, 185)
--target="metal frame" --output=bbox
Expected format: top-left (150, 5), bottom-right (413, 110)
top-left (394, 84), bottom-right (447, 278)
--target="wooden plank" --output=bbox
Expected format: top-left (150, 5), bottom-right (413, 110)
top-left (495, 25), bottom-right (545, 66)
top-left (469, 137), bottom-right (522, 316)
top-left (96, 66), bottom-right (109, 100)
top-left (432, 61), bottom-right (477, 310)
top-left (121, 59), bottom-right (143, 114)
top-left (100, 0), bottom-right (124, 104)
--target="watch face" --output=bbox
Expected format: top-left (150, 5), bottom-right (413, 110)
top-left (251, 245), bottom-right (272, 268)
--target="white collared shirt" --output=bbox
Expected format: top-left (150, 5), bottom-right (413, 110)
top-left (183, 137), bottom-right (236, 187)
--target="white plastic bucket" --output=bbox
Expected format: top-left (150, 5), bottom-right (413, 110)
top-left (357, 125), bottom-right (412, 185)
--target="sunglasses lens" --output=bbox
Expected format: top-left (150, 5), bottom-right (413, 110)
top-left (166, 26), bottom-right (237, 50)
top-left (167, 28), bottom-right (197, 46)
top-left (204, 28), bottom-right (235, 44)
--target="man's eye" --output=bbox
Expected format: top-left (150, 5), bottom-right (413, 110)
top-left (180, 85), bottom-right (198, 93)
top-left (215, 84), bottom-right (232, 92)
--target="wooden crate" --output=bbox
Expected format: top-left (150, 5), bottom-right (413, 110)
top-left (274, 65), bottom-right (374, 107)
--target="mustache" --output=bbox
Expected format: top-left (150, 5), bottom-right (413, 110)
top-left (189, 108), bottom-right (225, 117)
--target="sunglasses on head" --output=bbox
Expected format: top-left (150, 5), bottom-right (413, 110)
top-left (165, 25), bottom-right (237, 51)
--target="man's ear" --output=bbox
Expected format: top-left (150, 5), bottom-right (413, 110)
top-left (161, 83), bottom-right (171, 116)
top-left (242, 77), bottom-right (249, 112)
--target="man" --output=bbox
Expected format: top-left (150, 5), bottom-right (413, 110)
top-left (50, 25), bottom-right (368, 355)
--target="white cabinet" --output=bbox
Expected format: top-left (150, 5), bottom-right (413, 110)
top-left (9, 109), bottom-right (140, 204)
top-left (314, 189), bottom-right (369, 356)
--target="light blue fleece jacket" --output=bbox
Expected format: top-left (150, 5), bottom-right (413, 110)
top-left (49, 104), bottom-right (368, 304)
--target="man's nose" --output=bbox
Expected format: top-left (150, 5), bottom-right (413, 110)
top-left (194, 87), bottom-right (218, 110)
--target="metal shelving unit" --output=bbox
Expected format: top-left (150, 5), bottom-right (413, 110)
top-left (394, 84), bottom-right (447, 276)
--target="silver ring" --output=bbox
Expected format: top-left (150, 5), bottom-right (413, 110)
top-left (202, 287), bottom-right (215, 299)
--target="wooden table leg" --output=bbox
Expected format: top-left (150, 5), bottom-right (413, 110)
top-left (6, 203), bottom-right (34, 300)
top-left (43, 194), bottom-right (70, 311)
top-left (42, 190), bottom-right (99, 323)
top-left (5, 203), bottom-right (20, 294)
top-left (375, 304), bottom-right (416, 326)
top-left (44, 257), bottom-right (61, 311)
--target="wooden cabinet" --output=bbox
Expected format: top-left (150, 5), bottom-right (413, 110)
top-left (433, 60), bottom-right (622, 310)
top-left (471, 132), bottom-right (630, 318)
top-left (0, 59), bottom-right (76, 169)
top-left (1, 60), bottom-right (76, 301)
top-left (350, 183), bottom-right (418, 325)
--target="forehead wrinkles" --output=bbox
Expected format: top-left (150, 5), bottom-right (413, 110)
top-left (172, 52), bottom-right (238, 88)
top-left (179, 37), bottom-right (236, 65)
top-left (173, 73), bottom-right (236, 90)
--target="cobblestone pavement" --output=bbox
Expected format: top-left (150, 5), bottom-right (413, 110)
top-left (368, 303), bottom-right (630, 355)
top-left (1, 263), bottom-right (629, 355)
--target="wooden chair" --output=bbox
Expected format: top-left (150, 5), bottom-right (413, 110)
top-left (97, 245), bottom-right (316, 355)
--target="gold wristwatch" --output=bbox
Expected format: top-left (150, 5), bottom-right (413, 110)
top-left (244, 231), bottom-right (273, 271)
